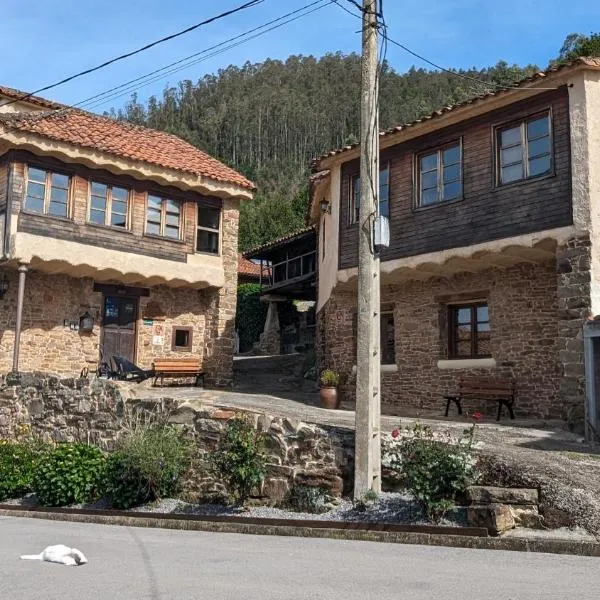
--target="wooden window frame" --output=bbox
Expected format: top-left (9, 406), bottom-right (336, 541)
top-left (171, 326), bottom-right (193, 352)
top-left (347, 162), bottom-right (391, 226)
top-left (195, 204), bottom-right (221, 255)
top-left (448, 301), bottom-right (491, 359)
top-left (380, 310), bottom-right (396, 366)
top-left (415, 140), bottom-right (463, 209)
top-left (494, 110), bottom-right (553, 187)
top-left (24, 164), bottom-right (72, 218)
top-left (87, 180), bottom-right (131, 229)
top-left (145, 194), bottom-right (182, 240)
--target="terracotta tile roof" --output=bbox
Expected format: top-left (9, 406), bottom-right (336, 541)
top-left (0, 106), bottom-right (254, 191)
top-left (244, 225), bottom-right (316, 258)
top-left (0, 86), bottom-right (66, 110)
top-left (238, 254), bottom-right (262, 278)
top-left (312, 57), bottom-right (600, 169)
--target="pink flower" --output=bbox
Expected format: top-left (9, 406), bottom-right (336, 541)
top-left (471, 411), bottom-right (483, 422)
top-left (391, 429), bottom-right (400, 438)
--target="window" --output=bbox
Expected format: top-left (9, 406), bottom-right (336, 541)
top-left (497, 113), bottom-right (552, 185)
top-left (381, 311), bottom-right (396, 365)
top-left (417, 142), bottom-right (462, 207)
top-left (448, 302), bottom-right (490, 359)
top-left (146, 195), bottom-right (181, 239)
top-left (89, 181), bottom-right (129, 228)
top-left (25, 166), bottom-right (70, 217)
top-left (348, 163), bottom-right (390, 224)
top-left (196, 205), bottom-right (220, 254)
top-left (172, 326), bottom-right (193, 351)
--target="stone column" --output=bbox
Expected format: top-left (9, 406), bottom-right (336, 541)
top-left (258, 300), bottom-right (281, 355)
top-left (12, 264), bottom-right (28, 373)
top-left (556, 236), bottom-right (592, 427)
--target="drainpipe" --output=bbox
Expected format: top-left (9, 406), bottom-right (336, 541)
top-left (12, 264), bottom-right (28, 373)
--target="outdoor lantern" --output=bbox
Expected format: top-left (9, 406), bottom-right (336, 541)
top-left (79, 311), bottom-right (94, 333)
top-left (319, 199), bottom-right (331, 214)
top-left (0, 274), bottom-right (8, 299)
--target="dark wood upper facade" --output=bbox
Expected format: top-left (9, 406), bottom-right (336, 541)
top-left (1, 149), bottom-right (224, 263)
top-left (338, 87), bottom-right (572, 270)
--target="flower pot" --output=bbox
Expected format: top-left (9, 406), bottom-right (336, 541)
top-left (319, 386), bottom-right (339, 409)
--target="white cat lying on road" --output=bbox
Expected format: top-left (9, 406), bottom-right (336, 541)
top-left (20, 545), bottom-right (88, 566)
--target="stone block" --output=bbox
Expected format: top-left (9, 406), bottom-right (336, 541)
top-left (466, 486), bottom-right (539, 505)
top-left (467, 504), bottom-right (515, 535)
top-left (509, 505), bottom-right (544, 528)
top-left (262, 478), bottom-right (290, 505)
top-left (295, 468), bottom-right (343, 497)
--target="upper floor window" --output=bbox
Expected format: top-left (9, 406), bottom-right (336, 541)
top-left (196, 205), bottom-right (220, 254)
top-left (417, 142), bottom-right (462, 207)
top-left (348, 163), bottom-right (390, 225)
top-left (146, 195), bottom-right (181, 239)
top-left (89, 181), bottom-right (129, 228)
top-left (25, 166), bottom-right (70, 218)
top-left (497, 113), bottom-right (552, 185)
top-left (448, 302), bottom-right (490, 359)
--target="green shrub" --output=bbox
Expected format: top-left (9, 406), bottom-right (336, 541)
top-left (103, 423), bottom-right (193, 509)
top-left (286, 485), bottom-right (329, 514)
top-left (33, 443), bottom-right (106, 507)
top-left (319, 369), bottom-right (340, 387)
top-left (0, 440), bottom-right (47, 501)
top-left (236, 283), bottom-right (267, 352)
top-left (210, 417), bottom-right (266, 505)
top-left (383, 422), bottom-right (478, 521)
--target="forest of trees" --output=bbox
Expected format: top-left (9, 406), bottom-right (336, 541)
top-left (111, 33), bottom-right (598, 251)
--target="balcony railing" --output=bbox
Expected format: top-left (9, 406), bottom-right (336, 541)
top-left (260, 250), bottom-right (316, 289)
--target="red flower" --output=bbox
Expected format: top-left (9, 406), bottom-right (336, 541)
top-left (391, 428), bottom-right (400, 438)
top-left (471, 411), bottom-right (483, 422)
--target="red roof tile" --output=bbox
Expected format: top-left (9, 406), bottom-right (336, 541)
top-left (0, 85), bottom-right (66, 110)
top-left (238, 254), bottom-right (262, 278)
top-left (0, 107), bottom-right (254, 190)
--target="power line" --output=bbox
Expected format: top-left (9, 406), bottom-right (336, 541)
top-left (1, 0), bottom-right (265, 107)
top-left (74, 0), bottom-right (331, 112)
top-left (332, 0), bottom-right (558, 92)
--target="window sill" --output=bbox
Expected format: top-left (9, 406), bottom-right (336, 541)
top-left (351, 364), bottom-right (398, 374)
top-left (437, 358), bottom-right (497, 370)
top-left (493, 170), bottom-right (555, 191)
top-left (86, 222), bottom-right (133, 234)
top-left (412, 196), bottom-right (465, 213)
top-left (195, 250), bottom-right (221, 257)
top-left (143, 233), bottom-right (186, 245)
top-left (21, 210), bottom-right (73, 224)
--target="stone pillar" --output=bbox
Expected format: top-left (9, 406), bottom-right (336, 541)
top-left (556, 236), bottom-right (592, 427)
top-left (258, 301), bottom-right (281, 355)
top-left (11, 264), bottom-right (28, 373)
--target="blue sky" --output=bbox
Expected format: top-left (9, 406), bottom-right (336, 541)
top-left (1, 0), bottom-right (598, 112)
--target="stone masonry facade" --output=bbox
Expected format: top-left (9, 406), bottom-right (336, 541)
top-left (317, 241), bottom-right (593, 422)
top-left (0, 374), bottom-right (355, 502)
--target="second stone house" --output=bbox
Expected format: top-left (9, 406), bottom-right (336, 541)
top-left (309, 58), bottom-right (600, 427)
top-left (0, 86), bottom-right (254, 385)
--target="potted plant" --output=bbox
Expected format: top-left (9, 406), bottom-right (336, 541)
top-left (319, 369), bottom-right (340, 409)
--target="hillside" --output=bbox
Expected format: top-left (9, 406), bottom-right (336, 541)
top-left (111, 37), bottom-right (595, 251)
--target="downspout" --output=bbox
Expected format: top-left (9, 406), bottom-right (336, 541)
top-left (2, 161), bottom-right (13, 259)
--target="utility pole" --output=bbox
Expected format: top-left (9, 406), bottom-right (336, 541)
top-left (354, 0), bottom-right (381, 499)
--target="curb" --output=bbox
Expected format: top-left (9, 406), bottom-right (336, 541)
top-left (1, 506), bottom-right (599, 557)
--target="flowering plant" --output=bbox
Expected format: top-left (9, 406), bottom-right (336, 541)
top-left (382, 420), bottom-right (480, 520)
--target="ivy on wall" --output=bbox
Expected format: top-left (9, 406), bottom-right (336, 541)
top-left (236, 284), bottom-right (268, 353)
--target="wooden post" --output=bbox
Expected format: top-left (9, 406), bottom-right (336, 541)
top-left (354, 0), bottom-right (381, 499)
top-left (12, 264), bottom-right (28, 373)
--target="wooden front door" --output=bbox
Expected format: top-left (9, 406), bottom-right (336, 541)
top-left (101, 296), bottom-right (138, 363)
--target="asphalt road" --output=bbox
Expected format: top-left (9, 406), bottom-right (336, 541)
top-left (1, 516), bottom-right (599, 600)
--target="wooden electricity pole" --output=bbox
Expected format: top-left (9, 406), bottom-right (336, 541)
top-left (354, 0), bottom-right (381, 499)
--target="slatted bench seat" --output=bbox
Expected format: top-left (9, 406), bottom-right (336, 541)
top-left (152, 358), bottom-right (204, 387)
top-left (443, 376), bottom-right (516, 421)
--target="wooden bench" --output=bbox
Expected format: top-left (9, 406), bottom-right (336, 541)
top-left (443, 376), bottom-right (516, 421)
top-left (152, 358), bottom-right (204, 388)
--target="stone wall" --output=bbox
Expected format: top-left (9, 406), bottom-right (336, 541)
top-left (318, 260), bottom-right (566, 419)
top-left (0, 374), bottom-right (354, 503)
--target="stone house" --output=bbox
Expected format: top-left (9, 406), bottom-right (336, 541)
top-left (0, 86), bottom-right (254, 385)
top-left (309, 58), bottom-right (600, 426)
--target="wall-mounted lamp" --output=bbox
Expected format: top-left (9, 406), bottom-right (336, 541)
top-left (79, 311), bottom-right (95, 333)
top-left (0, 273), bottom-right (8, 299)
top-left (319, 199), bottom-right (331, 214)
